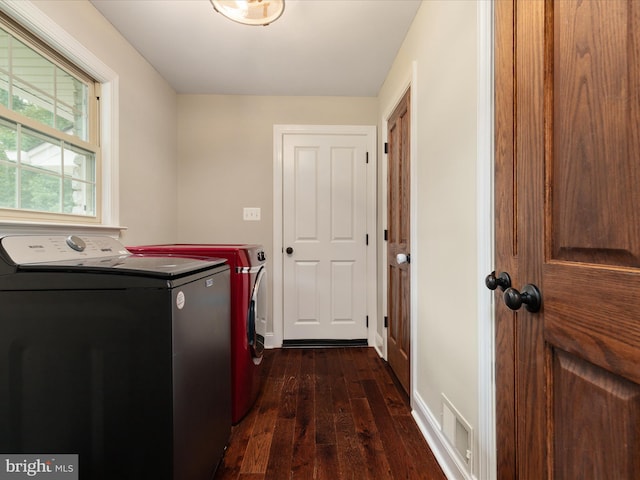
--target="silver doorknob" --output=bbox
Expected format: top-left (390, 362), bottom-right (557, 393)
top-left (396, 253), bottom-right (410, 264)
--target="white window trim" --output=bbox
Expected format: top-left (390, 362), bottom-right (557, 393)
top-left (0, 0), bottom-right (123, 237)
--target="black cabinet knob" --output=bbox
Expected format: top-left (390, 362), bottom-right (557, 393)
top-left (285, 247), bottom-right (294, 255)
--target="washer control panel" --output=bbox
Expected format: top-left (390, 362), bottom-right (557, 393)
top-left (1, 235), bottom-right (129, 265)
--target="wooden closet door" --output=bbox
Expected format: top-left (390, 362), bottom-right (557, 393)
top-left (387, 88), bottom-right (411, 394)
top-left (495, 1), bottom-right (640, 477)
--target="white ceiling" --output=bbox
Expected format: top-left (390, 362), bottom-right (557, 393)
top-left (89, 0), bottom-right (421, 96)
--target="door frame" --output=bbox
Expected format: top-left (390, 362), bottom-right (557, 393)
top-left (477, 1), bottom-right (496, 478)
top-left (272, 125), bottom-right (377, 348)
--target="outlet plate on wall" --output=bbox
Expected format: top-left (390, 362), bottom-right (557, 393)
top-left (243, 207), bottom-right (261, 221)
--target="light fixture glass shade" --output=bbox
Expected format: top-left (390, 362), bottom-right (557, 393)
top-left (211, 0), bottom-right (285, 26)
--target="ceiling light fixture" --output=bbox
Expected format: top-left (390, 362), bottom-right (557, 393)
top-left (210, 0), bottom-right (285, 26)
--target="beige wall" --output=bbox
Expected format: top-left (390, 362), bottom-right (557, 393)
top-left (378, 1), bottom-right (480, 476)
top-left (176, 95), bottom-right (377, 250)
top-left (28, 0), bottom-right (179, 246)
top-left (176, 95), bottom-right (377, 333)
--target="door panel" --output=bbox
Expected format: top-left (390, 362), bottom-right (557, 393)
top-left (495, 0), bottom-right (640, 478)
top-left (550, 0), bottom-right (640, 269)
top-left (387, 88), bottom-right (411, 394)
top-left (283, 133), bottom-right (368, 340)
top-left (294, 147), bottom-right (320, 240)
top-left (553, 349), bottom-right (640, 478)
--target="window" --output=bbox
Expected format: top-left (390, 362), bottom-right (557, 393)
top-left (0, 15), bottom-right (100, 223)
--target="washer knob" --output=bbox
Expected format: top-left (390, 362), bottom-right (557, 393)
top-left (66, 235), bottom-right (86, 252)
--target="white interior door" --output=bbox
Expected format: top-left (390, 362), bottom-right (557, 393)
top-left (282, 133), bottom-right (369, 341)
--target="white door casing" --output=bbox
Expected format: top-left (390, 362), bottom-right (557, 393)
top-left (272, 125), bottom-right (376, 346)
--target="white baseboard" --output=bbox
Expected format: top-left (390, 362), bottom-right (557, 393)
top-left (264, 332), bottom-right (278, 349)
top-left (374, 331), bottom-right (385, 358)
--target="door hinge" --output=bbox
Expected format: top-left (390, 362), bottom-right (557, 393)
top-left (366, 151), bottom-right (369, 164)
top-left (366, 315), bottom-right (369, 328)
top-left (384, 229), bottom-right (388, 241)
top-left (384, 142), bottom-right (389, 154)
top-left (384, 316), bottom-right (388, 328)
top-left (366, 234), bottom-right (369, 245)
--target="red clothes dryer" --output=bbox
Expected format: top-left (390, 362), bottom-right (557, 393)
top-left (127, 244), bottom-right (267, 424)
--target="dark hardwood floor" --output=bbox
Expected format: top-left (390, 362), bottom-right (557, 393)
top-left (214, 347), bottom-right (447, 480)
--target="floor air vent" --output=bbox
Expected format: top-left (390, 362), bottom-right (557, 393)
top-left (441, 394), bottom-right (473, 472)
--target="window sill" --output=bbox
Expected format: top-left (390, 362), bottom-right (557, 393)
top-left (0, 220), bottom-right (126, 238)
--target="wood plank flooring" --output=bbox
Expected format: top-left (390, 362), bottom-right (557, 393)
top-left (214, 347), bottom-right (446, 480)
